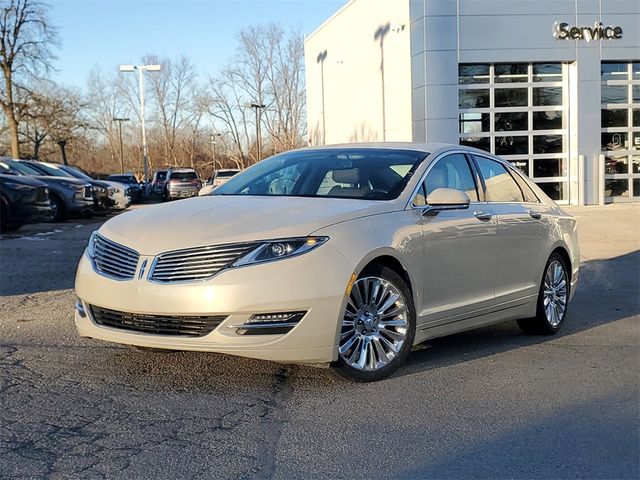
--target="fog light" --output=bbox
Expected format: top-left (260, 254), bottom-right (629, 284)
top-left (247, 312), bottom-right (306, 324)
top-left (230, 311), bottom-right (307, 336)
top-left (75, 300), bottom-right (87, 318)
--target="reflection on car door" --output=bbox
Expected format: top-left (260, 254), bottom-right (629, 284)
top-left (415, 153), bottom-right (498, 327)
top-left (472, 154), bottom-right (548, 306)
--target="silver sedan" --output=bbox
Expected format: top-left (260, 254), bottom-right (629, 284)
top-left (75, 143), bottom-right (579, 382)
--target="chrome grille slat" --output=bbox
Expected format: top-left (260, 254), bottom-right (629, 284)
top-left (155, 246), bottom-right (254, 261)
top-left (150, 242), bottom-right (257, 283)
top-left (92, 234), bottom-right (139, 280)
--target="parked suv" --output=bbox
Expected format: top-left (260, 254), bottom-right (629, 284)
top-left (52, 164), bottom-right (131, 211)
top-left (199, 168), bottom-right (241, 196)
top-left (24, 160), bottom-right (110, 214)
top-left (0, 173), bottom-right (52, 232)
top-left (0, 158), bottom-right (94, 221)
top-left (151, 170), bottom-right (168, 196)
top-left (163, 168), bottom-right (201, 200)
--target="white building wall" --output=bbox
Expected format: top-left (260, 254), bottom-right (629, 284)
top-left (306, 0), bottom-right (639, 205)
top-left (304, 0), bottom-right (412, 145)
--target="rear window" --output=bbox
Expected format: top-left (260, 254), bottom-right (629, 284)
top-left (217, 171), bottom-right (238, 178)
top-left (109, 175), bottom-right (137, 184)
top-left (170, 172), bottom-right (198, 181)
top-left (156, 172), bottom-right (167, 180)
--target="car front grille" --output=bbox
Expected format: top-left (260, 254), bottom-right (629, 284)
top-left (89, 305), bottom-right (226, 337)
top-left (149, 242), bottom-right (257, 282)
top-left (93, 234), bottom-right (140, 280)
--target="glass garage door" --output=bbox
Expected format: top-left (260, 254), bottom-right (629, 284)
top-left (458, 63), bottom-right (568, 202)
top-left (601, 61), bottom-right (640, 201)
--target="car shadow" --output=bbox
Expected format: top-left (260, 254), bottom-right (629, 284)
top-left (96, 250), bottom-right (639, 390)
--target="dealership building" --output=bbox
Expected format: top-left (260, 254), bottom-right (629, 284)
top-left (304, 0), bottom-right (640, 205)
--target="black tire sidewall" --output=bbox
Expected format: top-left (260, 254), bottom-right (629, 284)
top-left (332, 264), bottom-right (416, 382)
top-left (50, 195), bottom-right (65, 222)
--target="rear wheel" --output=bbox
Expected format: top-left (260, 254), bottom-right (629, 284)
top-left (517, 252), bottom-right (569, 335)
top-left (332, 265), bottom-right (416, 382)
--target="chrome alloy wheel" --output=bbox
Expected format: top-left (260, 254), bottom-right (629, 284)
top-left (543, 259), bottom-right (568, 327)
top-left (339, 276), bottom-right (408, 371)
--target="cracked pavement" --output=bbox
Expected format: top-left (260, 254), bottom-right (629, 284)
top-left (1, 205), bottom-right (638, 479)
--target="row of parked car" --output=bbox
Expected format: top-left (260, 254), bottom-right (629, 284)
top-left (0, 158), bottom-right (136, 232)
top-left (0, 160), bottom-right (242, 232)
top-left (150, 168), bottom-right (240, 200)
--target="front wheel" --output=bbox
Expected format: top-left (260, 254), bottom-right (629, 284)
top-left (518, 252), bottom-right (570, 335)
top-left (332, 265), bottom-right (416, 382)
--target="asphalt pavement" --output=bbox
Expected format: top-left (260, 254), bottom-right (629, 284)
top-left (1, 204), bottom-right (638, 479)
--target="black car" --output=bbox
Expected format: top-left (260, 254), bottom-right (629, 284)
top-left (0, 173), bottom-right (52, 232)
top-left (106, 174), bottom-right (143, 203)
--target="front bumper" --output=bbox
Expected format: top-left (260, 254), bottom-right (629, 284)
top-left (74, 244), bottom-right (352, 364)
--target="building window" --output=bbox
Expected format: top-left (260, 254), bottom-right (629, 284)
top-left (601, 61), bottom-right (640, 201)
top-left (458, 63), bottom-right (568, 202)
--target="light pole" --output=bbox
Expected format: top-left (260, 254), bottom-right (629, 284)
top-left (247, 103), bottom-right (266, 162)
top-left (113, 117), bottom-right (129, 174)
top-left (119, 64), bottom-right (161, 186)
top-left (210, 133), bottom-right (222, 170)
top-left (316, 50), bottom-right (328, 145)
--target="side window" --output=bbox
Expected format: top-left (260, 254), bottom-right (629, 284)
top-left (424, 153), bottom-right (479, 201)
top-left (473, 156), bottom-right (524, 203)
top-left (510, 169), bottom-right (540, 203)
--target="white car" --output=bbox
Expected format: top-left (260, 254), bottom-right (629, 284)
top-left (103, 181), bottom-right (132, 210)
top-left (75, 143), bottom-right (579, 381)
top-left (198, 169), bottom-right (241, 196)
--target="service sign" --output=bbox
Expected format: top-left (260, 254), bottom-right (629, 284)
top-left (553, 21), bottom-right (623, 41)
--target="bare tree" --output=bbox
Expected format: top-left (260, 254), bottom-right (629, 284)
top-left (0, 0), bottom-right (58, 158)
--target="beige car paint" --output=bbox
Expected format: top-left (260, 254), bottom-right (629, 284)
top-left (75, 143), bottom-right (579, 365)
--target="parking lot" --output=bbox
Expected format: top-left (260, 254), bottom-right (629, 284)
top-left (1, 204), bottom-right (638, 479)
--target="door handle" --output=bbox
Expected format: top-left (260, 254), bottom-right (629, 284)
top-left (528, 210), bottom-right (542, 220)
top-left (473, 211), bottom-right (493, 221)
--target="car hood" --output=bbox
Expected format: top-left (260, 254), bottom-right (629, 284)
top-left (100, 195), bottom-right (394, 255)
top-left (0, 173), bottom-right (47, 188)
top-left (30, 175), bottom-right (89, 187)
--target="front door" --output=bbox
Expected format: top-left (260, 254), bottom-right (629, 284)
top-left (413, 153), bottom-right (498, 326)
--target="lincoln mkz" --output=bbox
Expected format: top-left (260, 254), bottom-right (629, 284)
top-left (75, 144), bottom-right (579, 381)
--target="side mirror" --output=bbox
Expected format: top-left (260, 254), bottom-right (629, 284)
top-left (424, 188), bottom-right (470, 215)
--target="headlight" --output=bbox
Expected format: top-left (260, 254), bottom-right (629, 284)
top-left (232, 237), bottom-right (328, 267)
top-left (85, 231), bottom-right (99, 259)
top-left (60, 182), bottom-right (83, 191)
top-left (108, 187), bottom-right (119, 195)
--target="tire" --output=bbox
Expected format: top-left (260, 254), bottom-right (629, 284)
top-left (331, 264), bottom-right (416, 382)
top-left (517, 252), bottom-right (570, 335)
top-left (49, 194), bottom-right (65, 222)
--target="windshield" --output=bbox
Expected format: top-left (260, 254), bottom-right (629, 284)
top-left (108, 175), bottom-right (136, 184)
top-left (155, 172), bottom-right (167, 181)
top-left (170, 172), bottom-right (198, 181)
top-left (31, 162), bottom-right (74, 178)
top-left (61, 166), bottom-right (91, 180)
top-left (0, 160), bottom-right (43, 176)
top-left (213, 149), bottom-right (428, 200)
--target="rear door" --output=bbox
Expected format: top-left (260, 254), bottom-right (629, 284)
top-left (471, 154), bottom-right (548, 306)
top-left (413, 152), bottom-right (498, 326)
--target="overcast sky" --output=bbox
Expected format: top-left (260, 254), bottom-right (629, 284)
top-left (48, 0), bottom-right (345, 89)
